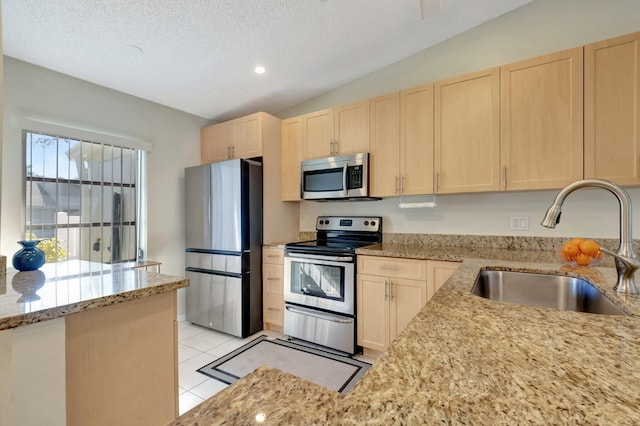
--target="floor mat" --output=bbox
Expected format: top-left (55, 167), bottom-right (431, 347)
top-left (197, 335), bottom-right (370, 393)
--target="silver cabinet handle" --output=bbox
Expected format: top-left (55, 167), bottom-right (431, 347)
top-left (231, 145), bottom-right (235, 158)
top-left (435, 172), bottom-right (440, 193)
top-left (267, 307), bottom-right (281, 311)
top-left (266, 277), bottom-right (280, 281)
top-left (394, 176), bottom-right (398, 194)
top-left (400, 175), bottom-right (404, 193)
top-left (503, 166), bottom-right (507, 190)
top-left (379, 265), bottom-right (400, 270)
top-left (384, 280), bottom-right (389, 300)
top-left (390, 281), bottom-right (394, 301)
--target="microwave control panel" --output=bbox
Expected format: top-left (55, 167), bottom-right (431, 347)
top-left (347, 165), bottom-right (363, 189)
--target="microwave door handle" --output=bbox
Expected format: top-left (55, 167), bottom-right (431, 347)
top-left (342, 164), bottom-right (349, 196)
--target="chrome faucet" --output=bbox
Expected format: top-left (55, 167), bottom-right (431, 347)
top-left (541, 179), bottom-right (640, 295)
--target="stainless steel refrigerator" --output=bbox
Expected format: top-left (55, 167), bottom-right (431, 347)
top-left (184, 159), bottom-right (263, 337)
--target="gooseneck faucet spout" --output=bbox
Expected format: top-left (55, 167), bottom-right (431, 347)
top-left (541, 179), bottom-right (639, 295)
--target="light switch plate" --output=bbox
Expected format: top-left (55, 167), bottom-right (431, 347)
top-left (510, 216), bottom-right (529, 231)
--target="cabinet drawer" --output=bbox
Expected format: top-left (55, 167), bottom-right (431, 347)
top-left (263, 264), bottom-right (284, 295)
top-left (263, 247), bottom-right (284, 265)
top-left (357, 256), bottom-right (427, 281)
top-left (263, 294), bottom-right (284, 325)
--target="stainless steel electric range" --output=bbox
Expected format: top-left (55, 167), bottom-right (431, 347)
top-left (283, 216), bottom-right (382, 354)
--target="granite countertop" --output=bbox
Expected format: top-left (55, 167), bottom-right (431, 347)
top-left (172, 244), bottom-right (640, 425)
top-left (0, 259), bottom-right (189, 331)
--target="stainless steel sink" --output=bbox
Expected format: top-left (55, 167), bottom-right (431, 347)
top-left (472, 270), bottom-right (628, 316)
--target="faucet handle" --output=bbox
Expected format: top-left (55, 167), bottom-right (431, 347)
top-left (599, 247), bottom-right (640, 269)
top-left (599, 247), bottom-right (640, 295)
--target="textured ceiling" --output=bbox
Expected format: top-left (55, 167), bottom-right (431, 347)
top-left (2, 0), bottom-right (533, 121)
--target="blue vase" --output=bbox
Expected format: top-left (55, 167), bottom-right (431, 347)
top-left (12, 240), bottom-right (46, 271)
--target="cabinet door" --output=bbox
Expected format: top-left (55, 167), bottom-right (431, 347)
top-left (401, 83), bottom-right (434, 196)
top-left (201, 122), bottom-right (232, 164)
top-left (501, 47), bottom-right (584, 190)
top-left (263, 294), bottom-right (284, 326)
top-left (369, 93), bottom-right (400, 197)
top-left (389, 278), bottom-right (427, 342)
top-left (357, 274), bottom-right (389, 352)
top-left (281, 117), bottom-right (304, 200)
top-left (426, 260), bottom-right (459, 300)
top-left (233, 112), bottom-right (263, 159)
top-left (304, 109), bottom-right (334, 159)
top-left (585, 32), bottom-right (640, 185)
top-left (334, 100), bottom-right (370, 156)
top-left (434, 68), bottom-right (501, 193)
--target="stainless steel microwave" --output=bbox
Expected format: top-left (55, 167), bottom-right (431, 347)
top-left (300, 152), bottom-right (370, 200)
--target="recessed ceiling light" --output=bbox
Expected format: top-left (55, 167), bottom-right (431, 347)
top-left (254, 66), bottom-right (266, 74)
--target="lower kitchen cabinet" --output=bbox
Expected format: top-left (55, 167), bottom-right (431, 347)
top-left (357, 256), bottom-right (460, 352)
top-left (357, 256), bottom-right (428, 352)
top-left (263, 247), bottom-right (284, 331)
top-left (427, 260), bottom-right (460, 296)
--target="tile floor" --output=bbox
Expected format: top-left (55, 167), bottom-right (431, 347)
top-left (177, 321), bottom-right (379, 415)
top-left (177, 321), bottom-right (286, 415)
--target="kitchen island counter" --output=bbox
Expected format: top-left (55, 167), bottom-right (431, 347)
top-left (0, 260), bottom-right (189, 425)
top-left (172, 256), bottom-right (640, 425)
top-left (0, 259), bottom-right (188, 330)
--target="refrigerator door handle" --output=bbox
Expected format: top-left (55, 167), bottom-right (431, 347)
top-left (185, 266), bottom-right (242, 279)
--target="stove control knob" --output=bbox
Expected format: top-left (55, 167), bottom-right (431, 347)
top-left (325, 220), bottom-right (330, 225)
top-left (319, 220), bottom-right (324, 225)
top-left (364, 220), bottom-right (369, 226)
top-left (370, 221), bottom-right (376, 227)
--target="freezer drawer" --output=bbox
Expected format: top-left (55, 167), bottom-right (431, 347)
top-left (185, 270), bottom-right (243, 337)
top-left (284, 304), bottom-right (356, 354)
top-left (185, 251), bottom-right (242, 274)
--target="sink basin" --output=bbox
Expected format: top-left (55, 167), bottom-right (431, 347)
top-left (472, 270), bottom-right (627, 316)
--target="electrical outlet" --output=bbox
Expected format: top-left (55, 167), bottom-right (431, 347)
top-left (510, 216), bottom-right (529, 231)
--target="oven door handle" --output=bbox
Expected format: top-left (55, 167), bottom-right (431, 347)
top-left (285, 305), bottom-right (354, 324)
top-left (286, 253), bottom-right (354, 262)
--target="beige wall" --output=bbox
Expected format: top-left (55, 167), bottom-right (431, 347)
top-left (1, 58), bottom-right (209, 317)
top-left (277, 0), bottom-right (640, 240)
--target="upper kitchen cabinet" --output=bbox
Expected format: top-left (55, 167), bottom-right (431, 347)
top-left (369, 92), bottom-right (401, 196)
top-left (303, 100), bottom-right (369, 160)
top-left (584, 32), bottom-right (640, 185)
top-left (501, 48), bottom-right (584, 190)
top-left (201, 120), bottom-right (232, 164)
top-left (200, 112), bottom-right (272, 164)
top-left (434, 68), bottom-right (501, 194)
top-left (369, 85), bottom-right (434, 197)
top-left (281, 116), bottom-right (303, 201)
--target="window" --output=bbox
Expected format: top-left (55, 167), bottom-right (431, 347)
top-left (24, 130), bottom-right (145, 264)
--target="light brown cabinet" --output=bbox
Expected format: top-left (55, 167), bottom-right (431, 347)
top-left (201, 112), bottom-right (271, 163)
top-left (66, 291), bottom-right (178, 425)
top-left (262, 247), bottom-right (285, 330)
top-left (281, 117), bottom-right (303, 201)
top-left (434, 68), bottom-right (501, 194)
top-left (584, 32), bottom-right (640, 185)
top-left (302, 100), bottom-right (370, 160)
top-left (369, 84), bottom-right (434, 197)
top-left (426, 260), bottom-right (460, 295)
top-left (357, 256), bottom-right (428, 352)
top-left (501, 47), bottom-right (584, 190)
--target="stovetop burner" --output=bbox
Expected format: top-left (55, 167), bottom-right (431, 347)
top-left (285, 216), bottom-right (382, 254)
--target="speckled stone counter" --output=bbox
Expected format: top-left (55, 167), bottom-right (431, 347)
top-left (0, 259), bottom-right (189, 331)
top-left (171, 242), bottom-right (640, 425)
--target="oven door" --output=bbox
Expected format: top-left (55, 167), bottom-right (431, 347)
top-left (283, 252), bottom-right (355, 315)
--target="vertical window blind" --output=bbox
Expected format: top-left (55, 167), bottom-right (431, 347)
top-left (23, 130), bottom-right (142, 264)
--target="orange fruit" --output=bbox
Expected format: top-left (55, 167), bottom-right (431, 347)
top-left (575, 252), bottom-right (592, 266)
top-left (561, 242), bottom-right (580, 259)
top-left (579, 239), bottom-right (600, 257)
top-left (571, 237), bottom-right (586, 246)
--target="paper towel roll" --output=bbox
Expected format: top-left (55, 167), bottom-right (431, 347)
top-left (398, 201), bottom-right (437, 208)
